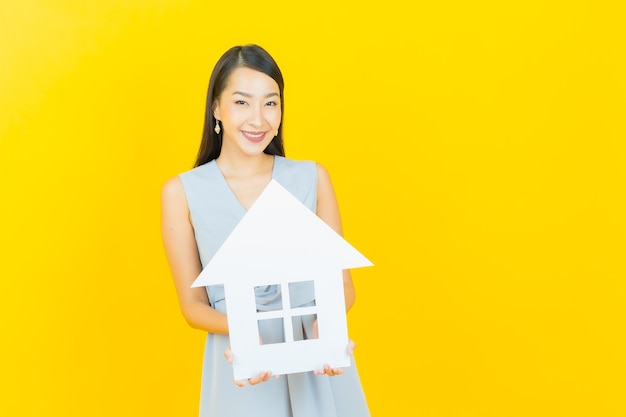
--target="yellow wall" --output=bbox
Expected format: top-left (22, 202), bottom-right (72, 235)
top-left (1, 1), bottom-right (624, 415)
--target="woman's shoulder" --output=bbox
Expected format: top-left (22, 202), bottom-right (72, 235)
top-left (275, 155), bottom-right (319, 174)
top-left (178, 160), bottom-right (217, 180)
top-left (161, 161), bottom-right (217, 200)
top-left (276, 156), bottom-right (336, 185)
top-left (161, 174), bottom-right (185, 208)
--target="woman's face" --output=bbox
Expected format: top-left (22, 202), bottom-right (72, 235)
top-left (213, 67), bottom-right (282, 158)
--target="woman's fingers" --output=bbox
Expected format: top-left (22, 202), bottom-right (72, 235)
top-left (232, 377), bottom-right (246, 387)
top-left (247, 371), bottom-right (272, 385)
top-left (314, 339), bottom-right (355, 376)
top-left (314, 363), bottom-right (345, 376)
top-left (347, 339), bottom-right (356, 355)
top-left (223, 345), bottom-right (234, 364)
top-left (231, 370), bottom-right (274, 387)
top-left (225, 345), bottom-right (276, 386)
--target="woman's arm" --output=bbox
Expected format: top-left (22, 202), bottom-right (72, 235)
top-left (161, 176), bottom-right (229, 334)
top-left (315, 163), bottom-right (356, 312)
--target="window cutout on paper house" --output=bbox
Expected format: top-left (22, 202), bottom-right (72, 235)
top-left (288, 281), bottom-right (316, 308)
top-left (254, 284), bottom-right (283, 312)
top-left (255, 280), bottom-right (319, 345)
top-left (257, 318), bottom-right (285, 344)
top-left (292, 314), bottom-right (318, 341)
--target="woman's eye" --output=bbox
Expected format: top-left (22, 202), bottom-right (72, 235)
top-left (266, 101), bottom-right (278, 106)
top-left (235, 100), bottom-right (247, 105)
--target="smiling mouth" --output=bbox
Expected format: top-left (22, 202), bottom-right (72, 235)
top-left (242, 131), bottom-right (267, 143)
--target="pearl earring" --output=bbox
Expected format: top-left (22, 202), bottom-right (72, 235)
top-left (214, 120), bottom-right (221, 135)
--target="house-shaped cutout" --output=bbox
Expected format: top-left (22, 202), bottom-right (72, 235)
top-left (191, 179), bottom-right (373, 380)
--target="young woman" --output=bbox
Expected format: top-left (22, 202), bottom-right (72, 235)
top-left (161, 44), bottom-right (369, 417)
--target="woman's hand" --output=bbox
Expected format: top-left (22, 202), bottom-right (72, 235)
top-left (224, 344), bottom-right (277, 387)
top-left (311, 319), bottom-right (356, 377)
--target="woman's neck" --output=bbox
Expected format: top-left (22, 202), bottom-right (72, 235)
top-left (215, 152), bottom-right (274, 180)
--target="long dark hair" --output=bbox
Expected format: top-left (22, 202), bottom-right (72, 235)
top-left (194, 44), bottom-right (285, 167)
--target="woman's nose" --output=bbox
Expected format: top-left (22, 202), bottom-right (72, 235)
top-left (248, 105), bottom-right (262, 126)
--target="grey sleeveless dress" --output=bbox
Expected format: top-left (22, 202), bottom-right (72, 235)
top-left (179, 155), bottom-right (370, 417)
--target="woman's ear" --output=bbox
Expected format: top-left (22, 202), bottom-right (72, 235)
top-left (212, 100), bottom-right (221, 121)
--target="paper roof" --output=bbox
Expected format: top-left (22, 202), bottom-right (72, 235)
top-left (191, 179), bottom-right (372, 287)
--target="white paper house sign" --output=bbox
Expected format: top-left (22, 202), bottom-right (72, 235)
top-left (191, 179), bottom-right (373, 380)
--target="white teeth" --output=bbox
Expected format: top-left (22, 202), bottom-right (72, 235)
top-left (246, 132), bottom-right (263, 138)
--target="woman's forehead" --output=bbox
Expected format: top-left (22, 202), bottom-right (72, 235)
top-left (224, 67), bottom-right (280, 95)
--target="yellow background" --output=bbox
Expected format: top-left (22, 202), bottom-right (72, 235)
top-left (1, 1), bottom-right (625, 416)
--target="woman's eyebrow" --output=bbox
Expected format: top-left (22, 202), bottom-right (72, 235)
top-left (232, 91), bottom-right (279, 98)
